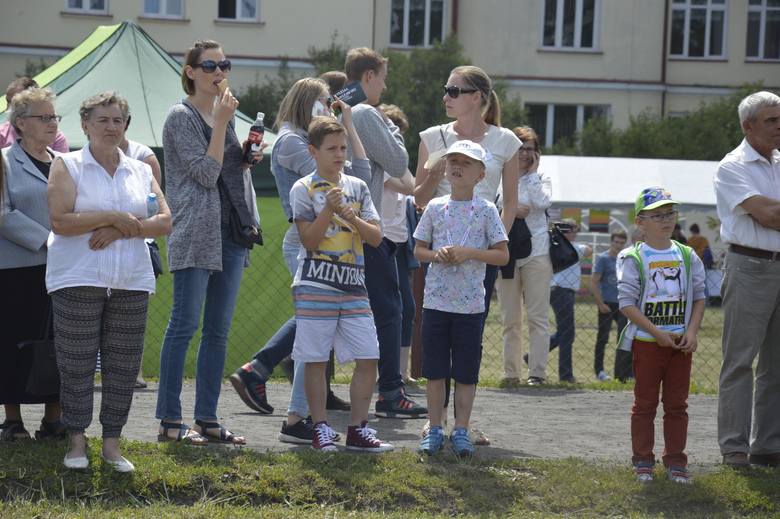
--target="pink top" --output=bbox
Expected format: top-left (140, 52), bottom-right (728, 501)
top-left (0, 122), bottom-right (69, 152)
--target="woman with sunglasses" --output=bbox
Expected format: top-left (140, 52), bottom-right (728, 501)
top-left (414, 65), bottom-right (520, 442)
top-left (1, 87), bottom-right (64, 442)
top-left (155, 39), bottom-right (262, 445)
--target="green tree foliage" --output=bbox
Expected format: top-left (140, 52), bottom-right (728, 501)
top-left (236, 60), bottom-right (298, 129)
top-left (573, 83), bottom-right (770, 160)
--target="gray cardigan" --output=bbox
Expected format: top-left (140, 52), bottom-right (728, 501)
top-left (0, 142), bottom-right (56, 269)
top-left (162, 100), bottom-right (247, 272)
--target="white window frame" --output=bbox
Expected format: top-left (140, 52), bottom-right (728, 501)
top-left (143, 0), bottom-right (185, 19)
top-left (64, 0), bottom-right (109, 14)
top-left (669, 0), bottom-right (728, 59)
top-left (539, 0), bottom-right (601, 51)
top-left (528, 103), bottom-right (610, 148)
top-left (217, 0), bottom-right (259, 22)
top-left (389, 0), bottom-right (447, 48)
top-left (747, 0), bottom-right (780, 61)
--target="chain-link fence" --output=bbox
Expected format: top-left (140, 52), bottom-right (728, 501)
top-left (140, 196), bottom-right (725, 393)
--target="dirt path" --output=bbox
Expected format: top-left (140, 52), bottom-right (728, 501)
top-left (63, 381), bottom-right (720, 466)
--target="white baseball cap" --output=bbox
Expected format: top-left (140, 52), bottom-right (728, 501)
top-left (444, 140), bottom-right (487, 166)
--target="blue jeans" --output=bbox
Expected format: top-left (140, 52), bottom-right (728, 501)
top-left (155, 238), bottom-right (247, 422)
top-left (549, 286), bottom-right (575, 380)
top-left (365, 238), bottom-right (403, 395)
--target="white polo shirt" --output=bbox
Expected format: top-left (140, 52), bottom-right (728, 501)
top-left (714, 138), bottom-right (780, 251)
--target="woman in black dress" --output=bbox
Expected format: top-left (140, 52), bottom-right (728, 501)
top-left (0, 87), bottom-right (64, 440)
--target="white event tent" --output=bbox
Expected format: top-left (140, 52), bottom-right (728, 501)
top-left (542, 155), bottom-right (719, 210)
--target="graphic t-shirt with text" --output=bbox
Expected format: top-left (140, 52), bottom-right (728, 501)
top-left (290, 172), bottom-right (379, 294)
top-left (636, 244), bottom-right (687, 340)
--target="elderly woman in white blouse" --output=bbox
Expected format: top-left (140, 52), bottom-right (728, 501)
top-left (47, 91), bottom-right (171, 472)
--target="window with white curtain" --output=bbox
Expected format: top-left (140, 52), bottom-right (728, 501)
top-left (218, 0), bottom-right (258, 21)
top-left (144, 0), bottom-right (184, 18)
top-left (65, 0), bottom-right (108, 14)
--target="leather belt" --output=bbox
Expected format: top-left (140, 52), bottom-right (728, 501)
top-left (729, 244), bottom-right (780, 261)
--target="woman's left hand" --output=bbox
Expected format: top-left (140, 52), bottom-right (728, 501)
top-left (89, 226), bottom-right (124, 250)
top-left (241, 141), bottom-right (269, 169)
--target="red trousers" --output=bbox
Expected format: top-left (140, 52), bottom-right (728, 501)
top-left (631, 339), bottom-right (692, 467)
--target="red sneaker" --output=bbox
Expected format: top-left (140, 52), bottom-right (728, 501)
top-left (346, 421), bottom-right (394, 452)
top-left (311, 421), bottom-right (338, 452)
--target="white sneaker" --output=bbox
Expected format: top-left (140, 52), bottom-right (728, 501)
top-left (597, 371), bottom-right (612, 382)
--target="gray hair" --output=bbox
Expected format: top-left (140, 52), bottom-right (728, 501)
top-left (79, 91), bottom-right (129, 122)
top-left (738, 91), bottom-right (780, 124)
top-left (9, 87), bottom-right (56, 134)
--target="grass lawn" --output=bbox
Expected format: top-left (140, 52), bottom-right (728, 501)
top-left (142, 197), bottom-right (726, 394)
top-left (2, 440), bottom-right (779, 518)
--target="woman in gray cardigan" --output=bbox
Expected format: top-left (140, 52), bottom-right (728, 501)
top-left (155, 39), bottom-right (262, 445)
top-left (0, 87), bottom-right (64, 441)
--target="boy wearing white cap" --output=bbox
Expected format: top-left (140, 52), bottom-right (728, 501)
top-left (413, 140), bottom-right (509, 457)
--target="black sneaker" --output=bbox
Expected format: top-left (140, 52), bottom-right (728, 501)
top-left (278, 418), bottom-right (314, 444)
top-left (326, 390), bottom-right (351, 411)
top-left (526, 376), bottom-right (545, 386)
top-left (375, 390), bottom-right (427, 418)
top-left (229, 363), bottom-right (274, 414)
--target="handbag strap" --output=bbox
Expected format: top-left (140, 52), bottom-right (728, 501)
top-left (439, 123), bottom-right (449, 151)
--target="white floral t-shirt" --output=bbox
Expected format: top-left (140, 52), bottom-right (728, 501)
top-left (414, 195), bottom-right (508, 314)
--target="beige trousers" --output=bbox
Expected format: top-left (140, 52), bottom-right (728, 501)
top-left (496, 254), bottom-right (553, 379)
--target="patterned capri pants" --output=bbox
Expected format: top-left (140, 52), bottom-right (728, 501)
top-left (51, 286), bottom-right (148, 438)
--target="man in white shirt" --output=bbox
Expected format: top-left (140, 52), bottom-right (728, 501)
top-left (714, 90), bottom-right (780, 468)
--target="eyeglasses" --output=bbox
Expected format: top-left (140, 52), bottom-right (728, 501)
top-left (639, 210), bottom-right (678, 222)
top-left (443, 85), bottom-right (479, 99)
top-left (24, 114), bottom-right (62, 123)
top-left (192, 59), bottom-right (232, 73)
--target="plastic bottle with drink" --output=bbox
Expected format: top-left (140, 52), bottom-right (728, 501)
top-left (244, 112), bottom-right (265, 165)
top-left (146, 193), bottom-right (159, 218)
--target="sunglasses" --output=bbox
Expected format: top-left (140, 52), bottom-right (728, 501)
top-left (192, 59), bottom-right (232, 73)
top-left (443, 85), bottom-right (479, 99)
top-left (24, 114), bottom-right (62, 123)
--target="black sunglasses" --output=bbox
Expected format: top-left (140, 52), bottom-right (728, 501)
top-left (192, 59), bottom-right (232, 73)
top-left (443, 85), bottom-right (479, 98)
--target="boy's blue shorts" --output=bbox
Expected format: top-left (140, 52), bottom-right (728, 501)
top-left (421, 308), bottom-right (483, 384)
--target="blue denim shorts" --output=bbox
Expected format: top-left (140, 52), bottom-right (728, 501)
top-left (421, 308), bottom-right (483, 384)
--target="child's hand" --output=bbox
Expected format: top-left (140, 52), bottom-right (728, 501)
top-left (654, 331), bottom-right (677, 348)
top-left (337, 205), bottom-right (357, 223)
top-left (325, 188), bottom-right (343, 212)
top-left (676, 331), bottom-right (698, 354)
top-left (434, 247), bottom-right (451, 264)
top-left (446, 246), bottom-right (472, 265)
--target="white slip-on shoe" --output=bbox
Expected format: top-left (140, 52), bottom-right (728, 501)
top-left (101, 455), bottom-right (135, 473)
top-left (63, 454), bottom-right (89, 470)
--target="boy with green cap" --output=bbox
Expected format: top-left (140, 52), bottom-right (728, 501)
top-left (617, 187), bottom-right (706, 484)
